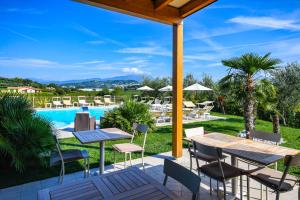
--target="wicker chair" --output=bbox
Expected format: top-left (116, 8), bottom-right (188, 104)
top-left (193, 141), bottom-right (244, 200)
top-left (246, 155), bottom-right (300, 200)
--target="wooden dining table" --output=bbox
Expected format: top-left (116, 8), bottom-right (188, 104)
top-left (187, 132), bottom-right (300, 197)
top-left (73, 128), bottom-right (132, 174)
top-left (38, 167), bottom-right (180, 200)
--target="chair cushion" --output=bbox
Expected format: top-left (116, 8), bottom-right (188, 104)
top-left (249, 167), bottom-right (297, 192)
top-left (50, 150), bottom-right (88, 166)
top-left (200, 162), bottom-right (244, 181)
top-left (112, 143), bottom-right (143, 153)
top-left (189, 149), bottom-right (227, 162)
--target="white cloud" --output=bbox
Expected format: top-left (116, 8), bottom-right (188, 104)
top-left (3, 28), bottom-right (38, 42)
top-left (75, 60), bottom-right (104, 65)
top-left (86, 40), bottom-right (104, 45)
top-left (116, 45), bottom-right (171, 57)
top-left (185, 54), bottom-right (219, 62)
top-left (229, 16), bottom-right (300, 30)
top-left (122, 67), bottom-right (144, 74)
top-left (74, 24), bottom-right (99, 37)
top-left (3, 8), bottom-right (45, 15)
top-left (0, 57), bottom-right (57, 67)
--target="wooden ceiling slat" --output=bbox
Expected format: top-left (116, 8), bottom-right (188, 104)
top-left (75, 0), bottom-right (217, 25)
top-left (154, 0), bottom-right (174, 11)
top-left (179, 0), bottom-right (216, 18)
top-left (75, 0), bottom-right (182, 24)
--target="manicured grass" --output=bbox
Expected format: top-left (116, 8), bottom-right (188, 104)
top-left (1, 112), bottom-right (300, 188)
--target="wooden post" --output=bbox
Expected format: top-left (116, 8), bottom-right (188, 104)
top-left (172, 22), bottom-right (183, 158)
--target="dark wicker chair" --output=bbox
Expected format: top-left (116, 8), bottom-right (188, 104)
top-left (193, 141), bottom-right (244, 200)
top-left (240, 130), bottom-right (282, 199)
top-left (185, 127), bottom-right (227, 171)
top-left (163, 159), bottom-right (201, 200)
top-left (247, 155), bottom-right (300, 200)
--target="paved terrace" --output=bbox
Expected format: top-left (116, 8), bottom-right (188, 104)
top-left (0, 149), bottom-right (298, 200)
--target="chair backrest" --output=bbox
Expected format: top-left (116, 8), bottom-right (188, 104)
top-left (94, 96), bottom-right (102, 102)
top-left (185, 127), bottom-right (204, 138)
top-left (104, 97), bottom-right (111, 103)
top-left (193, 141), bottom-right (225, 180)
top-left (204, 106), bottom-right (214, 113)
top-left (78, 96), bottom-right (87, 104)
top-left (52, 97), bottom-right (62, 104)
top-left (74, 112), bottom-right (90, 131)
top-left (183, 101), bottom-right (196, 108)
top-left (250, 130), bottom-right (281, 144)
top-left (134, 124), bottom-right (149, 149)
top-left (276, 155), bottom-right (300, 190)
top-left (154, 98), bottom-right (161, 104)
top-left (192, 140), bottom-right (220, 159)
top-left (147, 99), bottom-right (154, 104)
top-left (163, 159), bottom-right (201, 199)
top-left (62, 96), bottom-right (71, 103)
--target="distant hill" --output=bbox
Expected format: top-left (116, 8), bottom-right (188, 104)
top-left (0, 77), bottom-right (43, 88)
top-left (60, 79), bottom-right (139, 88)
top-left (34, 74), bottom-right (143, 85)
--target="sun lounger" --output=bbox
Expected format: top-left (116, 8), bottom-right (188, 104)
top-left (74, 112), bottom-right (96, 131)
top-left (62, 96), bottom-right (72, 107)
top-left (94, 96), bottom-right (104, 106)
top-left (183, 101), bottom-right (196, 108)
top-left (52, 97), bottom-right (63, 108)
top-left (162, 96), bottom-right (172, 105)
top-left (133, 95), bottom-right (139, 101)
top-left (78, 96), bottom-right (90, 107)
top-left (146, 97), bottom-right (154, 105)
top-left (104, 95), bottom-right (114, 105)
top-left (152, 111), bottom-right (171, 123)
top-left (140, 97), bottom-right (147, 103)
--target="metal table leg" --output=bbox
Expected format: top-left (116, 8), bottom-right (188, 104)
top-left (99, 141), bottom-right (105, 174)
top-left (231, 155), bottom-right (237, 196)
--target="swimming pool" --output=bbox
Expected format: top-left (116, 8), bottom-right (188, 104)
top-left (36, 107), bottom-right (114, 129)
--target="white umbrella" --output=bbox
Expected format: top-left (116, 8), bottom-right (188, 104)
top-left (158, 85), bottom-right (173, 92)
top-left (136, 86), bottom-right (154, 91)
top-left (184, 83), bottom-right (212, 91)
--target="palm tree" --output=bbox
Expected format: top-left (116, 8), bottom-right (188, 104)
top-left (256, 79), bottom-right (281, 134)
top-left (221, 53), bottom-right (281, 133)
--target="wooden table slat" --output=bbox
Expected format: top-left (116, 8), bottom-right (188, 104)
top-left (190, 132), bottom-right (300, 165)
top-left (38, 168), bottom-right (179, 200)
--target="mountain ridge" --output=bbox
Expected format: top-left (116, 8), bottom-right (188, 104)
top-left (32, 74), bottom-right (143, 85)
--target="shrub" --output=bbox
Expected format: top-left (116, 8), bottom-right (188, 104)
top-left (0, 94), bottom-right (55, 173)
top-left (100, 100), bottom-right (155, 133)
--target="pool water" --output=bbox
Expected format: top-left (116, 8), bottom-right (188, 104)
top-left (36, 107), bottom-right (112, 129)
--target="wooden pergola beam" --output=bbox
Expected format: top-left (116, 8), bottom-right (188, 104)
top-left (154, 0), bottom-right (173, 11)
top-left (75, 0), bottom-right (182, 24)
top-left (179, 0), bottom-right (216, 18)
top-left (172, 22), bottom-right (183, 158)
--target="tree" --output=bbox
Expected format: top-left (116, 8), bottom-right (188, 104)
top-left (141, 76), bottom-right (171, 97)
top-left (0, 94), bottom-right (54, 172)
top-left (270, 62), bottom-right (300, 126)
top-left (256, 79), bottom-right (280, 133)
top-left (183, 73), bottom-right (197, 87)
top-left (221, 53), bottom-right (281, 133)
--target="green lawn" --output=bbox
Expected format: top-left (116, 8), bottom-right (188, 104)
top-left (1, 112), bottom-right (300, 188)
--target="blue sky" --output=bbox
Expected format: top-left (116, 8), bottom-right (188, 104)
top-left (1, 0), bottom-right (300, 81)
